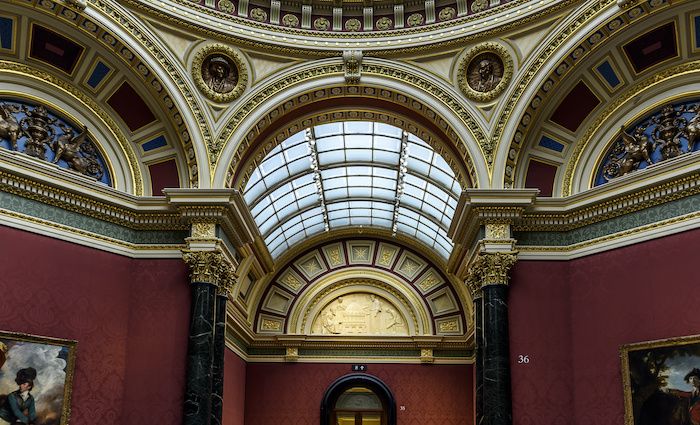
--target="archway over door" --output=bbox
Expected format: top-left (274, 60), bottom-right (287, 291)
top-left (321, 374), bottom-right (397, 425)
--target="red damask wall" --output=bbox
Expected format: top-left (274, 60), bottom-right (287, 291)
top-left (224, 349), bottom-right (246, 425)
top-left (510, 229), bottom-right (700, 425)
top-left (0, 226), bottom-right (190, 424)
top-left (244, 362), bottom-right (472, 425)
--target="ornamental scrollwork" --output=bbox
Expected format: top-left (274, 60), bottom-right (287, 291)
top-left (0, 101), bottom-right (109, 183)
top-left (598, 102), bottom-right (700, 183)
top-left (468, 252), bottom-right (518, 288)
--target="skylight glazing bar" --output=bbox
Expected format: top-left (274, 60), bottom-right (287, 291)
top-left (307, 128), bottom-right (330, 232)
top-left (391, 130), bottom-right (410, 236)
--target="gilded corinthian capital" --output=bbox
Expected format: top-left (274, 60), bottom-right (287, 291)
top-left (216, 260), bottom-right (236, 296)
top-left (468, 252), bottom-right (518, 288)
top-left (182, 250), bottom-right (226, 285)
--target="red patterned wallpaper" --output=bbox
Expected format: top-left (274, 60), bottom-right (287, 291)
top-left (244, 363), bottom-right (472, 425)
top-left (224, 350), bottom-right (246, 425)
top-left (0, 226), bottom-right (189, 424)
top-left (510, 228), bottom-right (700, 425)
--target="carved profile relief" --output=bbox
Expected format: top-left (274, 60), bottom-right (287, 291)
top-left (457, 43), bottom-right (513, 102)
top-left (201, 55), bottom-right (238, 95)
top-left (192, 44), bottom-right (248, 103)
top-left (467, 53), bottom-right (504, 93)
top-left (311, 293), bottom-right (408, 336)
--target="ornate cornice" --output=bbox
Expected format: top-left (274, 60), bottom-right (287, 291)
top-left (468, 251), bottom-right (518, 287)
top-left (518, 162), bottom-right (700, 232)
top-left (122, 0), bottom-right (579, 53)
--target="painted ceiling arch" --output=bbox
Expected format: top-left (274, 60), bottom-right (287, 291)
top-left (495, 0), bottom-right (697, 195)
top-left (2, 0), bottom-right (206, 192)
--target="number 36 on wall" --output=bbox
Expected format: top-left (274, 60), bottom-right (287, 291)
top-left (517, 355), bottom-right (530, 364)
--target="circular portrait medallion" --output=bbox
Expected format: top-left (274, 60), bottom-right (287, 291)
top-left (193, 44), bottom-right (247, 103)
top-left (457, 43), bottom-right (513, 102)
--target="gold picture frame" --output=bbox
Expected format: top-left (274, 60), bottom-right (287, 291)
top-left (0, 331), bottom-right (77, 425)
top-left (621, 334), bottom-right (700, 425)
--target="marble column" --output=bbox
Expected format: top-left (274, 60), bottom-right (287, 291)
top-left (211, 262), bottom-right (233, 425)
top-left (467, 270), bottom-right (484, 425)
top-left (182, 250), bottom-right (225, 425)
top-left (470, 252), bottom-right (517, 425)
top-left (474, 293), bottom-right (484, 425)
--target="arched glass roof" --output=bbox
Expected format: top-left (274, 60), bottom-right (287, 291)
top-left (243, 121), bottom-right (463, 259)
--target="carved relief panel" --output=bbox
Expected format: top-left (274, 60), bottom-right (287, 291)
top-left (311, 293), bottom-right (408, 336)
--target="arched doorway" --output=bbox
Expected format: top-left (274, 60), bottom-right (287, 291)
top-left (321, 374), bottom-right (396, 425)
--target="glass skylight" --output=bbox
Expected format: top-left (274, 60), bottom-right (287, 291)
top-left (243, 122), bottom-right (463, 259)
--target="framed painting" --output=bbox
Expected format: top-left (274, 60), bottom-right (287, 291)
top-left (621, 334), bottom-right (700, 425)
top-left (0, 331), bottom-right (77, 425)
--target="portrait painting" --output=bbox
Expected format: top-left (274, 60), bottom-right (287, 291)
top-left (0, 331), bottom-right (76, 425)
top-left (621, 334), bottom-right (700, 425)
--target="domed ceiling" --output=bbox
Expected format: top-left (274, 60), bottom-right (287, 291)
top-left (126, 0), bottom-right (572, 50)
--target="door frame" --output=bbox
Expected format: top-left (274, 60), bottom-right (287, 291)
top-left (321, 373), bottom-right (396, 425)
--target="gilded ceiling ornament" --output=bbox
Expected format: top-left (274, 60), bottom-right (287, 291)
top-left (191, 222), bottom-right (217, 239)
top-left (406, 13), bottom-right (424, 27)
top-left (65, 0), bottom-right (87, 10)
top-left (438, 320), bottom-right (459, 333)
top-left (438, 7), bottom-right (456, 21)
top-left (345, 18), bottom-right (361, 32)
top-left (343, 50), bottom-right (363, 84)
top-left (192, 44), bottom-right (248, 103)
top-left (249, 8), bottom-right (268, 22)
top-left (217, 0), bottom-right (234, 14)
top-left (457, 42), bottom-right (513, 103)
top-left (376, 17), bottom-right (393, 31)
top-left (314, 17), bottom-right (330, 31)
top-left (485, 223), bottom-right (509, 239)
top-left (471, 0), bottom-right (488, 13)
top-left (261, 318), bottom-right (282, 331)
top-left (282, 14), bottom-right (299, 28)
